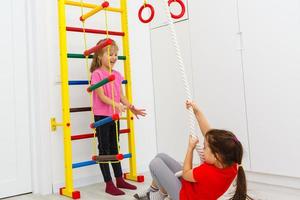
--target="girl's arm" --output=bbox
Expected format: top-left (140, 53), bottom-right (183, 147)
top-left (182, 135), bottom-right (199, 182)
top-left (120, 88), bottom-right (131, 107)
top-left (186, 101), bottom-right (212, 136)
top-left (95, 87), bottom-right (125, 113)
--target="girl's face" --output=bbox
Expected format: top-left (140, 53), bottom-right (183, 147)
top-left (99, 47), bottom-right (118, 70)
top-left (203, 139), bottom-right (218, 165)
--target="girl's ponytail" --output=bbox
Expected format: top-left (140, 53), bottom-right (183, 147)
top-left (205, 130), bottom-right (253, 200)
top-left (231, 165), bottom-right (252, 200)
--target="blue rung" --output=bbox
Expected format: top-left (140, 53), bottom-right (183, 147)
top-left (69, 80), bottom-right (126, 86)
top-left (72, 160), bottom-right (96, 169)
top-left (93, 116), bottom-right (113, 128)
top-left (123, 153), bottom-right (132, 159)
top-left (69, 80), bottom-right (89, 85)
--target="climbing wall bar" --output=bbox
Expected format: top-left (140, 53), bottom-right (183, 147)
top-left (57, 0), bottom-right (80, 199)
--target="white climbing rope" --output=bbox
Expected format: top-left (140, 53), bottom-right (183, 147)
top-left (160, 0), bottom-right (203, 158)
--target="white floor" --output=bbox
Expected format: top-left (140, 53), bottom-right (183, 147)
top-left (4, 175), bottom-right (300, 200)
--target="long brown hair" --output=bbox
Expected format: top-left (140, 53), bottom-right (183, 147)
top-left (90, 38), bottom-right (119, 73)
top-left (205, 129), bottom-right (253, 200)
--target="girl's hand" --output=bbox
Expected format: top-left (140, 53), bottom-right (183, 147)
top-left (186, 100), bottom-right (200, 114)
top-left (188, 135), bottom-right (199, 150)
top-left (129, 105), bottom-right (146, 119)
top-left (116, 103), bottom-right (126, 113)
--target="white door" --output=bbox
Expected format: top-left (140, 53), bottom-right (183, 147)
top-left (238, 0), bottom-right (300, 177)
top-left (188, 0), bottom-right (251, 169)
top-left (0, 0), bottom-right (32, 198)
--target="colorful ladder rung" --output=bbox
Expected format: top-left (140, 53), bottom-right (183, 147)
top-left (68, 80), bottom-right (126, 86)
top-left (67, 53), bottom-right (126, 60)
top-left (118, 56), bottom-right (126, 60)
top-left (69, 80), bottom-right (89, 85)
top-left (87, 74), bottom-right (115, 92)
top-left (120, 128), bottom-right (130, 134)
top-left (92, 154), bottom-right (123, 162)
top-left (80, 1), bottom-right (109, 21)
top-left (72, 160), bottom-right (96, 169)
top-left (71, 133), bottom-right (94, 140)
top-left (90, 114), bottom-right (119, 129)
top-left (64, 0), bottom-right (123, 13)
top-left (70, 107), bottom-right (91, 112)
top-left (66, 26), bottom-right (125, 36)
top-left (67, 53), bottom-right (93, 59)
top-left (123, 153), bottom-right (132, 159)
top-left (84, 38), bottom-right (113, 56)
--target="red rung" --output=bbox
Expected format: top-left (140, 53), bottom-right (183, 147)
top-left (84, 38), bottom-right (113, 56)
top-left (71, 133), bottom-right (95, 140)
top-left (66, 26), bottom-right (125, 36)
top-left (120, 129), bottom-right (130, 134)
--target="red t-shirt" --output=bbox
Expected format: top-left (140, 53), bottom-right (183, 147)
top-left (180, 163), bottom-right (237, 200)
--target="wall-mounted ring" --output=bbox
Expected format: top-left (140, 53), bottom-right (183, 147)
top-left (168, 0), bottom-right (186, 19)
top-left (138, 4), bottom-right (155, 23)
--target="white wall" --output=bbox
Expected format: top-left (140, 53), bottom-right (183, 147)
top-left (150, 0), bottom-right (300, 191)
top-left (27, 0), bottom-right (156, 194)
top-left (0, 0), bottom-right (32, 198)
top-left (238, 0), bottom-right (300, 178)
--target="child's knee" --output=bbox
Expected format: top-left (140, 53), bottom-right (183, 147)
top-left (156, 153), bottom-right (168, 159)
top-left (149, 157), bottom-right (162, 172)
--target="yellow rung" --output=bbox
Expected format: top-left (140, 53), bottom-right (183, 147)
top-left (80, 3), bottom-right (107, 21)
top-left (65, 0), bottom-right (123, 13)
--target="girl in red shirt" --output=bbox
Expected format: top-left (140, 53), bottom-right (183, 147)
top-left (134, 101), bottom-right (253, 200)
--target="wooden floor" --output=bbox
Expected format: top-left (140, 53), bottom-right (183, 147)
top-left (4, 175), bottom-right (300, 200)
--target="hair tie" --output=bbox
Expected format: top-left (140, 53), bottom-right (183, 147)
top-left (233, 136), bottom-right (239, 143)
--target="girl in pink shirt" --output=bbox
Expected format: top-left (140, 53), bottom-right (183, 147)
top-left (90, 38), bottom-right (146, 196)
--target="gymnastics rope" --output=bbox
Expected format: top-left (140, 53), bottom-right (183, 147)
top-left (160, 0), bottom-right (203, 157)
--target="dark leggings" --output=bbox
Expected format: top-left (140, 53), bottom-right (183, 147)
top-left (94, 115), bottom-right (122, 182)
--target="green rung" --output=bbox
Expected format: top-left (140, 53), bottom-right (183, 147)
top-left (67, 53), bottom-right (126, 60)
top-left (67, 53), bottom-right (93, 59)
top-left (118, 56), bottom-right (126, 60)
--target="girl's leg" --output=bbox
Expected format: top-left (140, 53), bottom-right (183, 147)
top-left (95, 116), bottom-right (112, 182)
top-left (134, 154), bottom-right (182, 199)
top-left (149, 156), bottom-right (182, 200)
top-left (95, 116), bottom-right (124, 195)
top-left (109, 120), bottom-right (123, 178)
top-left (110, 120), bottom-right (136, 190)
top-left (155, 153), bottom-right (182, 173)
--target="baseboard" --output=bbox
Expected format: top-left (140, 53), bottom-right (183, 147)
top-left (246, 171), bottom-right (300, 190)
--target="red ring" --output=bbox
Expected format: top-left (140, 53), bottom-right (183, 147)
top-left (168, 0), bottom-right (186, 19)
top-left (138, 4), bottom-right (155, 23)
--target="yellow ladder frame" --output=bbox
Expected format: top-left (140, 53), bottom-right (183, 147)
top-left (52, 0), bottom-right (143, 199)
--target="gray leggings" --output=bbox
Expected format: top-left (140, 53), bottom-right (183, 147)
top-left (149, 153), bottom-right (182, 200)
